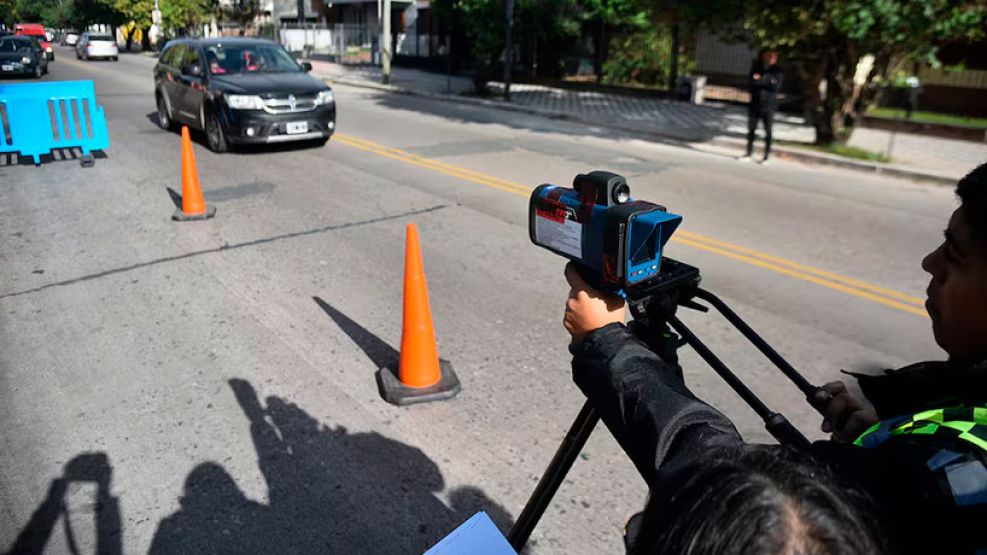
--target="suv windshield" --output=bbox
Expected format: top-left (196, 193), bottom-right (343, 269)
top-left (0, 38), bottom-right (31, 52)
top-left (203, 43), bottom-right (299, 75)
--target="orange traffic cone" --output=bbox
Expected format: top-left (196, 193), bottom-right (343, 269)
top-left (376, 223), bottom-right (461, 405)
top-left (172, 126), bottom-right (216, 221)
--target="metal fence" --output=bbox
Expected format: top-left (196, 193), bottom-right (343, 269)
top-left (280, 23), bottom-right (375, 64)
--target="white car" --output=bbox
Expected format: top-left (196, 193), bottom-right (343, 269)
top-left (76, 33), bottom-right (118, 61)
top-left (62, 31), bottom-right (79, 46)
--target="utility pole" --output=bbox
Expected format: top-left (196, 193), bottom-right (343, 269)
top-left (381, 0), bottom-right (391, 84)
top-left (503, 0), bottom-right (514, 101)
top-left (668, 23), bottom-right (680, 93)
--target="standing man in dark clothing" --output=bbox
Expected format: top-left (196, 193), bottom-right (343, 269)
top-left (561, 162), bottom-right (987, 553)
top-left (740, 50), bottom-right (783, 164)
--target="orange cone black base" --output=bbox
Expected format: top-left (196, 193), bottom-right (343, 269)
top-left (173, 125), bottom-right (216, 222)
top-left (376, 360), bottom-right (460, 406)
top-left (172, 204), bottom-right (216, 221)
top-left (376, 222), bottom-right (461, 406)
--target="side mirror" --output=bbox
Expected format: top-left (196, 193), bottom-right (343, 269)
top-left (181, 63), bottom-right (202, 77)
top-left (301, 61), bottom-right (312, 72)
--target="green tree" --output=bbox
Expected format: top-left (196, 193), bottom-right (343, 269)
top-left (13, 0), bottom-right (56, 21)
top-left (764, 0), bottom-right (984, 144)
top-left (161, 0), bottom-right (213, 33)
top-left (221, 0), bottom-right (259, 33)
top-left (434, 0), bottom-right (588, 93)
top-left (661, 0), bottom-right (987, 144)
top-left (0, 0), bottom-right (14, 27)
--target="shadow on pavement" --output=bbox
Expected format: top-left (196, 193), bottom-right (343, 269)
top-left (149, 379), bottom-right (514, 553)
top-left (3, 453), bottom-right (123, 555)
top-left (313, 296), bottom-right (398, 371)
top-left (165, 186), bottom-right (182, 209)
top-left (0, 149), bottom-right (107, 167)
top-left (368, 88), bottom-right (745, 148)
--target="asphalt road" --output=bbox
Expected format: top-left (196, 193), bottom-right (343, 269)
top-left (0, 47), bottom-right (956, 554)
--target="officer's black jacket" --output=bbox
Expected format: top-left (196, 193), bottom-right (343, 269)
top-left (571, 322), bottom-right (987, 554)
top-left (748, 64), bottom-right (783, 113)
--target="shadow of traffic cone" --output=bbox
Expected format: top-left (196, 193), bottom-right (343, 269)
top-left (376, 223), bottom-right (461, 406)
top-left (172, 125), bottom-right (216, 222)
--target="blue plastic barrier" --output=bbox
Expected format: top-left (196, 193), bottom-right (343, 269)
top-left (0, 80), bottom-right (110, 166)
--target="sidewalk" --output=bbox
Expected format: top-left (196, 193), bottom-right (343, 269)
top-left (309, 60), bottom-right (986, 184)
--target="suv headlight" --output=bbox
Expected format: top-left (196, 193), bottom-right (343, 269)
top-left (316, 90), bottom-right (334, 105)
top-left (21, 56), bottom-right (31, 64)
top-left (225, 94), bottom-right (265, 110)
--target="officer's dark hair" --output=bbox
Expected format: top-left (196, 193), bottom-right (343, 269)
top-left (631, 444), bottom-right (888, 555)
top-left (957, 162), bottom-right (987, 249)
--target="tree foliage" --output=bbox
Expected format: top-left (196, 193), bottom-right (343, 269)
top-left (657, 0), bottom-right (987, 144)
top-left (161, 0), bottom-right (214, 32)
top-left (221, 0), bottom-right (260, 31)
top-left (433, 0), bottom-right (597, 91)
top-left (745, 0), bottom-right (986, 144)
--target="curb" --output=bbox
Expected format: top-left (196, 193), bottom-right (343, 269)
top-left (706, 138), bottom-right (957, 186)
top-left (322, 75), bottom-right (959, 187)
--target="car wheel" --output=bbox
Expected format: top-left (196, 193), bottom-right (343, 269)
top-left (205, 110), bottom-right (228, 153)
top-left (156, 94), bottom-right (174, 131)
top-left (315, 136), bottom-right (330, 147)
top-left (112, 56), bottom-right (118, 61)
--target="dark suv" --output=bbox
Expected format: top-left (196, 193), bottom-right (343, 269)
top-left (153, 38), bottom-right (336, 152)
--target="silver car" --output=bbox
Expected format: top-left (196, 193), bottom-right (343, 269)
top-left (76, 33), bottom-right (118, 61)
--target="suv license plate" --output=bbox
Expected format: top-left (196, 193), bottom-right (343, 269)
top-left (286, 121), bottom-right (308, 135)
top-left (1, 65), bottom-right (13, 71)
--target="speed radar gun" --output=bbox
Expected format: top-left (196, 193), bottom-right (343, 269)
top-left (509, 171), bottom-right (829, 551)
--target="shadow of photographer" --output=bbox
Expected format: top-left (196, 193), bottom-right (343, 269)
top-left (4, 453), bottom-right (122, 555)
top-left (149, 378), bottom-right (513, 554)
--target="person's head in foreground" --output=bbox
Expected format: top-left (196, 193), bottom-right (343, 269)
top-left (631, 445), bottom-right (888, 555)
top-left (922, 162), bottom-right (987, 364)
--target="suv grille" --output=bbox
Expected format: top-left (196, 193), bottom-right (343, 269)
top-left (263, 94), bottom-right (317, 114)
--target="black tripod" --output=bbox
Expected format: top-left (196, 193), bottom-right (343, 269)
top-left (507, 259), bottom-right (826, 551)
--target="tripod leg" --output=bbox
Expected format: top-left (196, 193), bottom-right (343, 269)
top-left (507, 401), bottom-right (600, 551)
top-left (667, 315), bottom-right (811, 449)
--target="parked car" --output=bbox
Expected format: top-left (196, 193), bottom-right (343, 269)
top-left (14, 23), bottom-right (53, 60)
top-left (76, 33), bottom-right (118, 61)
top-left (62, 31), bottom-right (80, 46)
top-left (153, 38), bottom-right (336, 153)
top-left (0, 35), bottom-right (49, 78)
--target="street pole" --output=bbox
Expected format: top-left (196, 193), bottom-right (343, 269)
top-left (149, 0), bottom-right (161, 51)
top-left (445, 35), bottom-right (452, 94)
top-left (381, 0), bottom-right (391, 84)
top-left (668, 23), bottom-right (680, 93)
top-left (503, 0), bottom-right (514, 101)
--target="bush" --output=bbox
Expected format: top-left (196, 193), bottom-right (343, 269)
top-left (602, 27), bottom-right (679, 88)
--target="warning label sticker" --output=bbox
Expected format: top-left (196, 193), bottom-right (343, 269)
top-left (535, 212), bottom-right (582, 259)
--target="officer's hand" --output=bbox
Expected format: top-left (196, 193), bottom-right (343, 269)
top-left (564, 263), bottom-right (625, 345)
top-left (813, 381), bottom-right (879, 443)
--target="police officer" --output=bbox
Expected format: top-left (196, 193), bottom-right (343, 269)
top-left (563, 163), bottom-right (987, 553)
top-left (739, 50), bottom-right (783, 164)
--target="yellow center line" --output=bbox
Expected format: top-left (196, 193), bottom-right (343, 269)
top-left (672, 237), bottom-right (929, 317)
top-left (674, 230), bottom-right (926, 306)
top-left (334, 132), bottom-right (928, 318)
